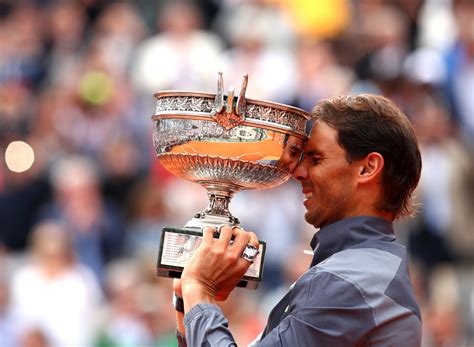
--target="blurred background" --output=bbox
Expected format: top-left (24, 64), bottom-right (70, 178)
top-left (0, 0), bottom-right (473, 346)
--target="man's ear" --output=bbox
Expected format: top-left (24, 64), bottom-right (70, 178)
top-left (357, 152), bottom-right (384, 184)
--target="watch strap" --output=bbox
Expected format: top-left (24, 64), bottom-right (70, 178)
top-left (173, 293), bottom-right (185, 313)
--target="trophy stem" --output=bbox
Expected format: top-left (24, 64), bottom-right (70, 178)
top-left (184, 182), bottom-right (241, 229)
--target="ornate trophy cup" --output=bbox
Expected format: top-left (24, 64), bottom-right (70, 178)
top-left (153, 73), bottom-right (310, 289)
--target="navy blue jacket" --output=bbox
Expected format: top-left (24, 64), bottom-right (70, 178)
top-left (182, 216), bottom-right (422, 346)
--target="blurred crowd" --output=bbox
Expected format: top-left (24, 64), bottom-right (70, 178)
top-left (0, 0), bottom-right (473, 346)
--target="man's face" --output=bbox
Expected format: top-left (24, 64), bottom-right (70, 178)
top-left (293, 121), bottom-right (359, 228)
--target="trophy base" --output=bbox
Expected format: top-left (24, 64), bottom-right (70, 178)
top-left (157, 227), bottom-right (266, 289)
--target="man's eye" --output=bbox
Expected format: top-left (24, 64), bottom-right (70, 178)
top-left (311, 157), bottom-right (321, 165)
top-left (288, 144), bottom-right (301, 157)
top-left (290, 148), bottom-right (301, 157)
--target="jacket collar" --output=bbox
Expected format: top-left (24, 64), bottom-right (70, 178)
top-left (309, 216), bottom-right (395, 267)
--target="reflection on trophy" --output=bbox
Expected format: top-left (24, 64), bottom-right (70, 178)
top-left (154, 72), bottom-right (310, 289)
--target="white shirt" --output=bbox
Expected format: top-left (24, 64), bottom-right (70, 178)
top-left (10, 263), bottom-right (102, 347)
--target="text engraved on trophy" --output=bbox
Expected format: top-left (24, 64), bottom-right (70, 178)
top-left (161, 232), bottom-right (202, 266)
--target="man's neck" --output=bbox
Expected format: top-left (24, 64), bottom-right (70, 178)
top-left (345, 198), bottom-right (394, 223)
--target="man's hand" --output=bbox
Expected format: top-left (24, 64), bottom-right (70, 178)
top-left (180, 225), bottom-right (259, 311)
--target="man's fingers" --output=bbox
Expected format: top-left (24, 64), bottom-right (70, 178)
top-left (215, 225), bottom-right (233, 250)
top-left (201, 226), bottom-right (215, 245)
top-left (230, 226), bottom-right (250, 252)
top-left (206, 225), bottom-right (260, 261)
top-left (247, 231), bottom-right (259, 249)
top-left (230, 228), bottom-right (260, 267)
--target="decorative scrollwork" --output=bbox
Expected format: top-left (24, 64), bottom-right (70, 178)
top-left (157, 152), bottom-right (290, 191)
top-left (155, 96), bottom-right (307, 133)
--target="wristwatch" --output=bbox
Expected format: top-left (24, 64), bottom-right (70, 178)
top-left (173, 293), bottom-right (185, 313)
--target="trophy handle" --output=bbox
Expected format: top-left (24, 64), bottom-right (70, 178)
top-left (184, 182), bottom-right (241, 229)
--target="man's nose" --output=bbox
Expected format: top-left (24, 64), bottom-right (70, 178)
top-left (292, 162), bottom-right (307, 182)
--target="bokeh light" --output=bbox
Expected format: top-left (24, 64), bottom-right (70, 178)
top-left (5, 141), bottom-right (35, 173)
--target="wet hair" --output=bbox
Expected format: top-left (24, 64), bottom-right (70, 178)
top-left (312, 94), bottom-right (422, 219)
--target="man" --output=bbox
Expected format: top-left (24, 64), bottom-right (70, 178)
top-left (174, 94), bottom-right (423, 346)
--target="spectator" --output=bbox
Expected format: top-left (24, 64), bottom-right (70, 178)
top-left (95, 259), bottom-right (153, 347)
top-left (409, 97), bottom-right (474, 268)
top-left (10, 221), bottom-right (102, 347)
top-left (132, 1), bottom-right (224, 95)
top-left (39, 156), bottom-right (124, 283)
top-left (0, 269), bottom-right (20, 347)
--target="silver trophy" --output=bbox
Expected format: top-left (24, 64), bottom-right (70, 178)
top-left (153, 72), bottom-right (309, 289)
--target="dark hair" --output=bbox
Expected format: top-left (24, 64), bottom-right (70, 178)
top-left (312, 94), bottom-right (422, 219)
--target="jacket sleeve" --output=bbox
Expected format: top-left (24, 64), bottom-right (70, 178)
top-left (183, 303), bottom-right (237, 347)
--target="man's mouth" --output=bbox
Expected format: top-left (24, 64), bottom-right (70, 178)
top-left (302, 188), bottom-right (313, 203)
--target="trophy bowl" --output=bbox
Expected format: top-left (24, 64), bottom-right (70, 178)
top-left (153, 73), bottom-right (310, 289)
